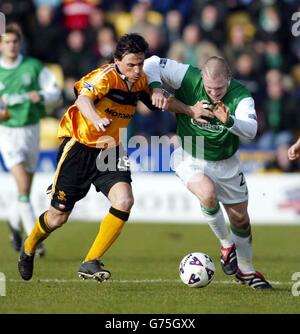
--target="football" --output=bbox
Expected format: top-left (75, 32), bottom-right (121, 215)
top-left (179, 252), bottom-right (215, 288)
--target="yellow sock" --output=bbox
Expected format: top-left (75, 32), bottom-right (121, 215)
top-left (84, 207), bottom-right (129, 262)
top-left (24, 211), bottom-right (52, 254)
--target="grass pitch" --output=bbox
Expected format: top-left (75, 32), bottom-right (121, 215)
top-left (0, 222), bottom-right (299, 314)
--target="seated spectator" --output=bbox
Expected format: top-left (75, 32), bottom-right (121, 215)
top-left (224, 23), bottom-right (259, 74)
top-left (261, 38), bottom-right (284, 72)
top-left (257, 69), bottom-right (298, 172)
top-left (168, 23), bottom-right (221, 68)
top-left (59, 29), bottom-right (92, 79)
top-left (90, 25), bottom-right (118, 67)
top-left (195, 2), bottom-right (225, 47)
top-left (162, 9), bottom-right (183, 48)
top-left (234, 52), bottom-right (263, 104)
top-left (29, 4), bottom-right (64, 63)
top-left (128, 0), bottom-right (163, 37)
top-left (144, 25), bottom-right (167, 58)
top-left (62, 0), bottom-right (98, 31)
top-left (85, 6), bottom-right (115, 49)
top-left (256, 5), bottom-right (284, 43)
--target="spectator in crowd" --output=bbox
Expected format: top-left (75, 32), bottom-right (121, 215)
top-left (168, 23), bottom-right (221, 68)
top-left (144, 25), bottom-right (167, 58)
top-left (162, 9), bottom-right (183, 48)
top-left (59, 29), bottom-right (92, 80)
top-left (128, 0), bottom-right (163, 37)
top-left (90, 25), bottom-right (118, 67)
top-left (62, 0), bottom-right (98, 31)
top-left (195, 2), bottom-right (225, 47)
top-left (256, 5), bottom-right (284, 43)
top-left (85, 6), bottom-right (115, 49)
top-left (0, 0), bottom-right (34, 32)
top-left (234, 52), bottom-right (263, 104)
top-left (261, 38), bottom-right (284, 72)
top-left (224, 23), bottom-right (259, 74)
top-left (29, 4), bottom-right (63, 63)
top-left (258, 69), bottom-right (298, 171)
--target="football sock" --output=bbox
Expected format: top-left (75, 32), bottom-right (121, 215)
top-left (24, 211), bottom-right (52, 255)
top-left (230, 225), bottom-right (255, 273)
top-left (201, 203), bottom-right (232, 248)
top-left (84, 207), bottom-right (129, 262)
top-left (18, 194), bottom-right (35, 235)
top-left (9, 199), bottom-right (22, 232)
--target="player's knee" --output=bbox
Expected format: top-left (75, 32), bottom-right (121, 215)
top-left (201, 193), bottom-right (217, 208)
top-left (231, 215), bottom-right (250, 230)
top-left (52, 214), bottom-right (68, 228)
top-left (47, 210), bottom-right (69, 229)
top-left (112, 195), bottom-right (134, 212)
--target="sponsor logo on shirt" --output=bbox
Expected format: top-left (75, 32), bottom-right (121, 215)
top-left (191, 119), bottom-right (223, 132)
top-left (159, 58), bottom-right (168, 68)
top-left (57, 190), bottom-right (67, 202)
top-left (83, 81), bottom-right (94, 92)
top-left (104, 108), bottom-right (133, 119)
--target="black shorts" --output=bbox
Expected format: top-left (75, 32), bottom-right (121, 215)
top-left (50, 138), bottom-right (132, 212)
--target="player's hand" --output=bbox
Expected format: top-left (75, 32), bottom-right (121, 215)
top-left (0, 107), bottom-right (10, 121)
top-left (93, 117), bottom-right (112, 132)
top-left (27, 91), bottom-right (42, 103)
top-left (212, 100), bottom-right (229, 125)
top-left (188, 100), bottom-right (214, 124)
top-left (151, 88), bottom-right (168, 110)
top-left (288, 144), bottom-right (300, 161)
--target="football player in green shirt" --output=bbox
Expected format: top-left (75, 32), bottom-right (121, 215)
top-left (144, 55), bottom-right (272, 289)
top-left (0, 23), bottom-right (60, 254)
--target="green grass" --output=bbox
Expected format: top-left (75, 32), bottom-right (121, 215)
top-left (0, 222), bottom-right (299, 314)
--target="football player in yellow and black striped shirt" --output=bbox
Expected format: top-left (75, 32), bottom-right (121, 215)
top-left (18, 33), bottom-right (154, 282)
top-left (18, 33), bottom-right (204, 282)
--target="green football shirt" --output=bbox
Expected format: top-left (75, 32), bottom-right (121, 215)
top-left (145, 57), bottom-right (253, 161)
top-left (0, 57), bottom-right (45, 127)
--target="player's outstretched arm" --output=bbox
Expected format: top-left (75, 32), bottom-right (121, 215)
top-left (169, 99), bottom-right (215, 124)
top-left (151, 87), bottom-right (214, 123)
top-left (75, 95), bottom-right (111, 132)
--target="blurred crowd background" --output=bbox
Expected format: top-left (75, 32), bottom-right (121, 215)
top-left (1, 0), bottom-right (300, 172)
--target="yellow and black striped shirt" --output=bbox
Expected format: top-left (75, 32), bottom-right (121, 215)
top-left (58, 63), bottom-right (151, 148)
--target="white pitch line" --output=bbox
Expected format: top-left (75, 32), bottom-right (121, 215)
top-left (8, 278), bottom-right (292, 285)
